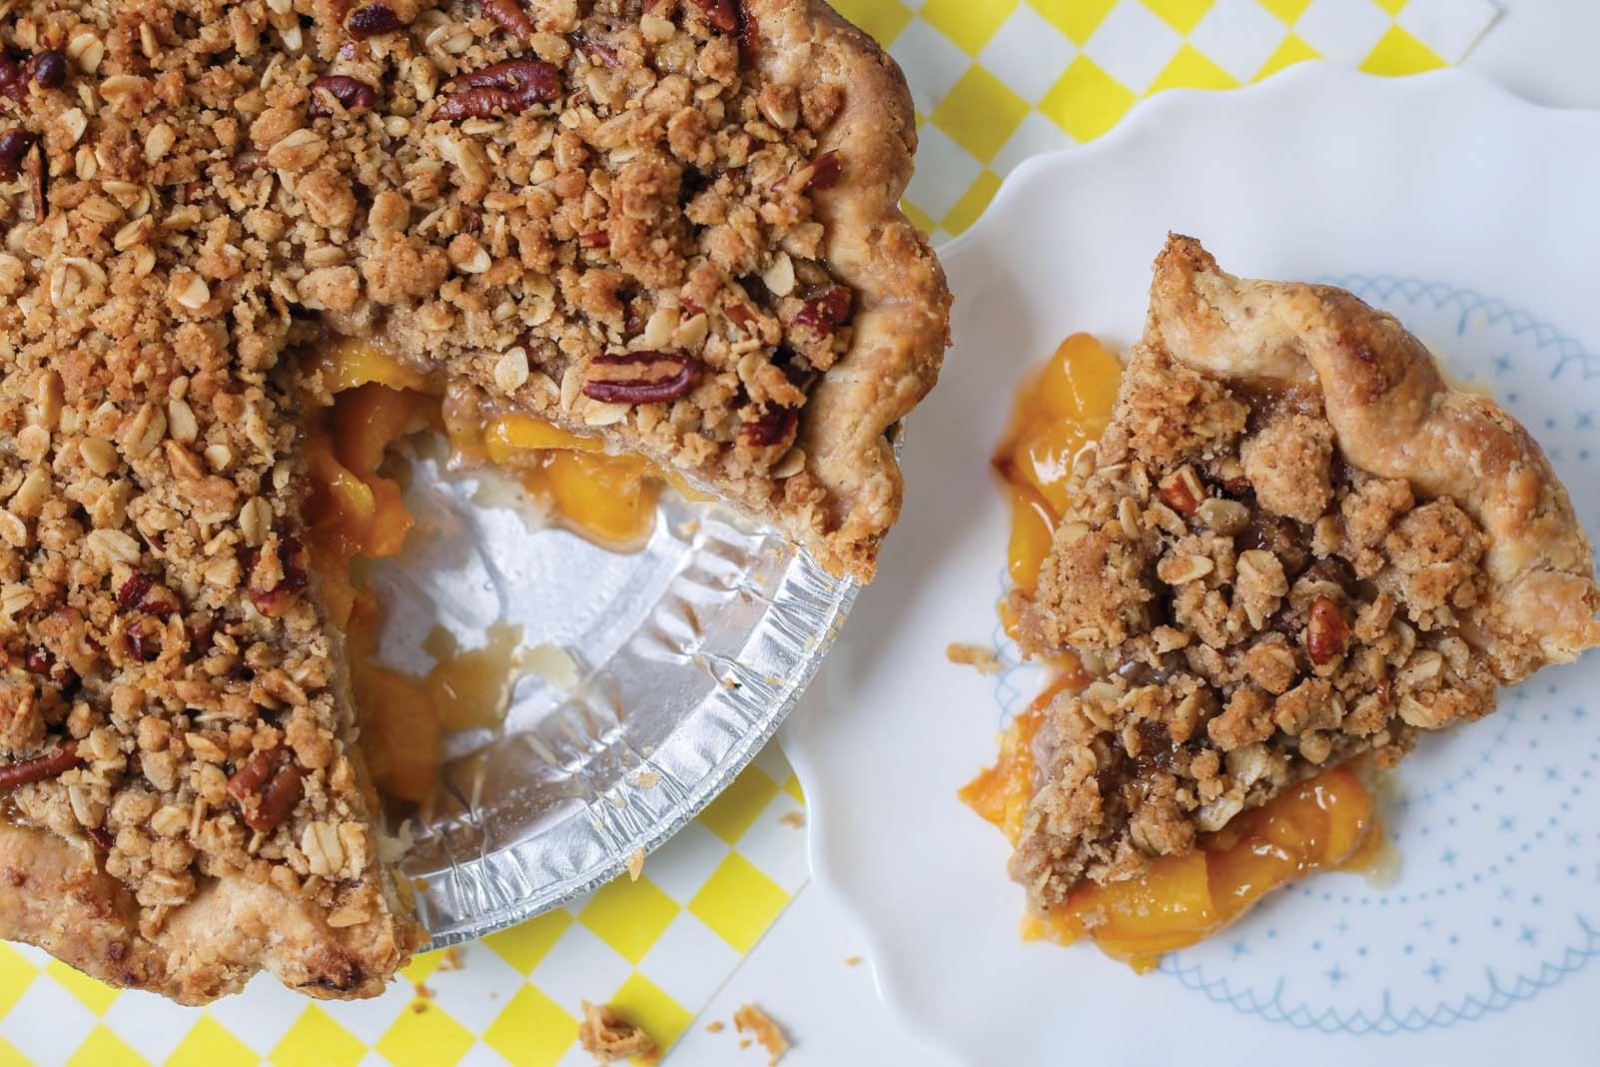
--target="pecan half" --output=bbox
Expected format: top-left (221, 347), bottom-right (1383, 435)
top-left (0, 741), bottom-right (79, 793)
top-left (0, 129), bottom-right (32, 180)
top-left (435, 58), bottom-right (560, 121)
top-left (794, 284), bottom-right (853, 333)
top-left (481, 0), bottom-right (534, 42)
top-left (1305, 596), bottom-right (1350, 666)
top-left (740, 403), bottom-right (798, 447)
top-left (229, 746), bottom-right (306, 834)
top-left (582, 352), bottom-right (702, 405)
top-left (568, 29), bottom-right (618, 67)
top-left (346, 2), bottom-right (404, 39)
top-left (308, 75), bottom-right (376, 116)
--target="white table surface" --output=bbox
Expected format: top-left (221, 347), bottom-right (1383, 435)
top-left (673, 5), bottom-right (1598, 1063)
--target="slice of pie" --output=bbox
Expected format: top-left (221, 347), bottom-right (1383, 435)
top-left (0, 0), bottom-right (947, 1003)
top-left (1008, 236), bottom-right (1600, 929)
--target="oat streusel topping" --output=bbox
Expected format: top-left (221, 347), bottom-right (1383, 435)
top-left (1010, 237), bottom-right (1600, 910)
top-left (0, 0), bottom-right (945, 1001)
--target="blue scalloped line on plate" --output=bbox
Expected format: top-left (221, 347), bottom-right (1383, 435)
top-left (988, 566), bottom-right (1031, 729)
top-left (1156, 915), bottom-right (1600, 1035)
top-left (978, 276), bottom-right (1600, 1033)
top-left (1319, 274), bottom-right (1600, 381)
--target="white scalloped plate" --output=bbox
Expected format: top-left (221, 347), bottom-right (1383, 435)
top-left (783, 63), bottom-right (1600, 1066)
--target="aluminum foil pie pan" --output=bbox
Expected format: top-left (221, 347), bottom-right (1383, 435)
top-left (364, 443), bottom-right (857, 946)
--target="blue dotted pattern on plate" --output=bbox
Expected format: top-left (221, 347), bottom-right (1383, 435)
top-left (984, 276), bottom-right (1600, 1034)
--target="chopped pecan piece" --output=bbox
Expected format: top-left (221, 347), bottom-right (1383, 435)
top-left (117, 572), bottom-right (157, 611)
top-left (119, 571), bottom-right (177, 618)
top-left (480, 0), bottom-right (534, 42)
top-left (24, 137), bottom-right (43, 217)
top-left (740, 403), bottom-right (798, 446)
top-left (725, 300), bottom-right (761, 334)
top-left (228, 746), bottom-right (306, 834)
top-left (689, 0), bottom-right (740, 34)
top-left (583, 352), bottom-right (702, 405)
top-left (0, 54), bottom-right (20, 101)
top-left (24, 136), bottom-right (43, 217)
top-left (0, 741), bottom-right (79, 793)
top-left (309, 75), bottom-right (376, 116)
top-left (778, 150), bottom-right (841, 193)
top-left (737, 0), bottom-right (759, 54)
top-left (568, 30), bottom-right (618, 67)
top-left (0, 129), bottom-right (32, 180)
top-left (227, 745), bottom-right (279, 799)
top-left (23, 647), bottom-right (53, 676)
top-left (808, 149), bottom-right (841, 190)
top-left (794, 284), bottom-right (853, 333)
top-left (346, 3), bottom-right (403, 39)
top-left (248, 536), bottom-right (309, 618)
top-left (434, 58), bottom-right (560, 121)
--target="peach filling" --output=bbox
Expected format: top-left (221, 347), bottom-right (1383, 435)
top-left (301, 337), bottom-right (668, 802)
top-left (993, 333), bottom-right (1122, 603)
top-left (962, 697), bottom-right (1377, 971)
top-left (966, 333), bottom-right (1381, 970)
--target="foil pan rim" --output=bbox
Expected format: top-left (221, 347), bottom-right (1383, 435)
top-left (416, 545), bottom-right (859, 949)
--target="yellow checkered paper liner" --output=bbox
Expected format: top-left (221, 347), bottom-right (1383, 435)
top-left (0, 2), bottom-right (1499, 1064)
top-left (843, 0), bottom-right (1498, 243)
top-left (0, 746), bottom-right (806, 1067)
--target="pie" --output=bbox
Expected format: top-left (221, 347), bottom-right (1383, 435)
top-left (0, 0), bottom-right (947, 1003)
top-left (993, 236), bottom-right (1600, 956)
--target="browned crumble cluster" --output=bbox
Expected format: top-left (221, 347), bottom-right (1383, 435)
top-left (0, 0), bottom-right (890, 969)
top-left (579, 1000), bottom-right (658, 1064)
top-left (1011, 343), bottom-right (1501, 908)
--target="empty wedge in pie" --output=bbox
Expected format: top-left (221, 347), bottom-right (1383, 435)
top-left (1010, 235), bottom-right (1600, 913)
top-left (0, 0), bottom-right (948, 1003)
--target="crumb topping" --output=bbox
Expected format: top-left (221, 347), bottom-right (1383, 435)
top-left (579, 1000), bottom-right (658, 1064)
top-left (733, 1003), bottom-right (788, 1066)
top-left (944, 641), bottom-right (1000, 675)
top-left (0, 0), bottom-right (862, 941)
top-left (1012, 343), bottom-right (1501, 906)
